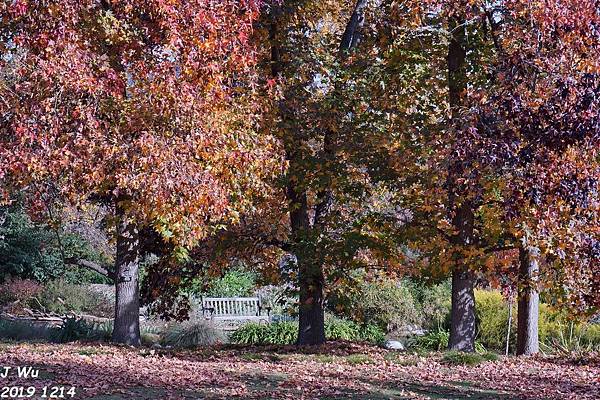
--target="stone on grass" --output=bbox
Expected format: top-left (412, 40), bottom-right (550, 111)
top-left (384, 340), bottom-right (405, 351)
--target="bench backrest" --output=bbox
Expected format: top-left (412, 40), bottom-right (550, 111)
top-left (202, 297), bottom-right (261, 317)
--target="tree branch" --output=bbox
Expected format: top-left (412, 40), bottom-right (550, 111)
top-left (66, 258), bottom-right (115, 282)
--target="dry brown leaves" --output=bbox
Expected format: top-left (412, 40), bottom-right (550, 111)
top-left (0, 341), bottom-right (598, 399)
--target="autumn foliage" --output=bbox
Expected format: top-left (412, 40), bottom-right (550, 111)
top-left (0, 0), bottom-right (280, 248)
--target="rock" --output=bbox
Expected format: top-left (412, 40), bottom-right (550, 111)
top-left (384, 340), bottom-right (405, 351)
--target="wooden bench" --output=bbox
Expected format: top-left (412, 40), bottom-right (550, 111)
top-left (201, 297), bottom-right (270, 328)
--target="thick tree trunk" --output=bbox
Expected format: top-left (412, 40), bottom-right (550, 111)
top-left (287, 182), bottom-right (324, 345)
top-left (297, 259), bottom-right (326, 345)
top-left (449, 267), bottom-right (476, 352)
top-left (517, 246), bottom-right (539, 356)
top-left (111, 201), bottom-right (141, 346)
top-left (271, 1), bottom-right (368, 346)
top-left (446, 15), bottom-right (477, 352)
top-left (448, 203), bottom-right (476, 352)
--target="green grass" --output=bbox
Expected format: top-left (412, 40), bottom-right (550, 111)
top-left (239, 352), bottom-right (284, 362)
top-left (313, 354), bottom-right (336, 363)
top-left (77, 348), bottom-right (102, 356)
top-left (345, 354), bottom-right (374, 365)
top-left (383, 352), bottom-right (420, 366)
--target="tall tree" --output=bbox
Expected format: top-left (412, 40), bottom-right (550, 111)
top-left (445, 13), bottom-right (477, 352)
top-left (266, 0), bottom-right (370, 345)
top-left (0, 0), bottom-right (278, 345)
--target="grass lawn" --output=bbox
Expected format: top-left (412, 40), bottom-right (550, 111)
top-left (0, 341), bottom-right (598, 399)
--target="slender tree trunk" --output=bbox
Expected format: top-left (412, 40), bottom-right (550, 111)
top-left (505, 289), bottom-right (513, 356)
top-left (112, 200), bottom-right (141, 346)
top-left (517, 245), bottom-right (539, 356)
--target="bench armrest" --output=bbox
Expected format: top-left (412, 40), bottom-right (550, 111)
top-left (201, 307), bottom-right (215, 318)
top-left (257, 305), bottom-right (272, 317)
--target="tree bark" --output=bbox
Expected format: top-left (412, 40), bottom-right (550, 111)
top-left (505, 289), bottom-right (513, 356)
top-left (111, 200), bottom-right (141, 346)
top-left (449, 267), bottom-right (476, 352)
top-left (446, 15), bottom-right (477, 353)
top-left (517, 245), bottom-right (539, 356)
top-left (287, 178), bottom-right (324, 345)
top-left (297, 257), bottom-right (326, 345)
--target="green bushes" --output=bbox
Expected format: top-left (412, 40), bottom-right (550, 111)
top-left (413, 281), bottom-right (452, 330)
top-left (205, 266), bottom-right (257, 298)
top-left (264, 321), bottom-right (298, 345)
top-left (407, 328), bottom-right (487, 353)
top-left (474, 289), bottom-right (600, 354)
top-left (53, 317), bottom-right (96, 343)
top-left (475, 290), bottom-right (515, 351)
top-left (325, 318), bottom-right (360, 341)
top-left (408, 328), bottom-right (449, 351)
top-left (0, 204), bottom-right (109, 284)
top-left (337, 279), bottom-right (422, 331)
top-left (161, 320), bottom-right (226, 348)
top-left (230, 318), bottom-right (385, 345)
top-left (230, 322), bottom-right (273, 345)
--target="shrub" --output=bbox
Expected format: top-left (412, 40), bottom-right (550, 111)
top-left (0, 204), bottom-right (109, 284)
top-left (38, 280), bottom-right (112, 317)
top-left (343, 279), bottom-right (421, 332)
top-left (230, 322), bottom-right (288, 345)
top-left (472, 290), bottom-right (600, 354)
top-left (579, 324), bottom-right (600, 349)
top-left (0, 278), bottom-right (44, 311)
top-left (475, 290), bottom-right (516, 351)
top-left (359, 323), bottom-right (386, 345)
top-left (88, 321), bottom-right (113, 342)
top-left (416, 281), bottom-right (452, 330)
top-left (408, 328), bottom-right (487, 353)
top-left (265, 321), bottom-right (297, 345)
top-left (408, 328), bottom-right (449, 351)
top-left (540, 320), bottom-right (600, 354)
top-left (325, 317), bottom-right (361, 341)
top-left (53, 316), bottom-right (95, 343)
top-left (230, 319), bottom-right (384, 345)
top-left (206, 265), bottom-right (257, 298)
top-left (161, 319), bottom-right (225, 348)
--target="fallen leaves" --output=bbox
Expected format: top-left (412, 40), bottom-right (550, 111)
top-left (0, 341), bottom-right (598, 399)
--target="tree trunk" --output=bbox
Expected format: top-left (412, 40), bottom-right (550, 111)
top-left (446, 14), bottom-right (477, 353)
top-left (297, 258), bottom-right (326, 345)
top-left (111, 200), bottom-right (141, 346)
top-left (448, 268), bottom-right (476, 352)
top-left (447, 203), bottom-right (476, 352)
top-left (505, 289), bottom-right (513, 356)
top-left (287, 181), bottom-right (324, 346)
top-left (517, 246), bottom-right (539, 356)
